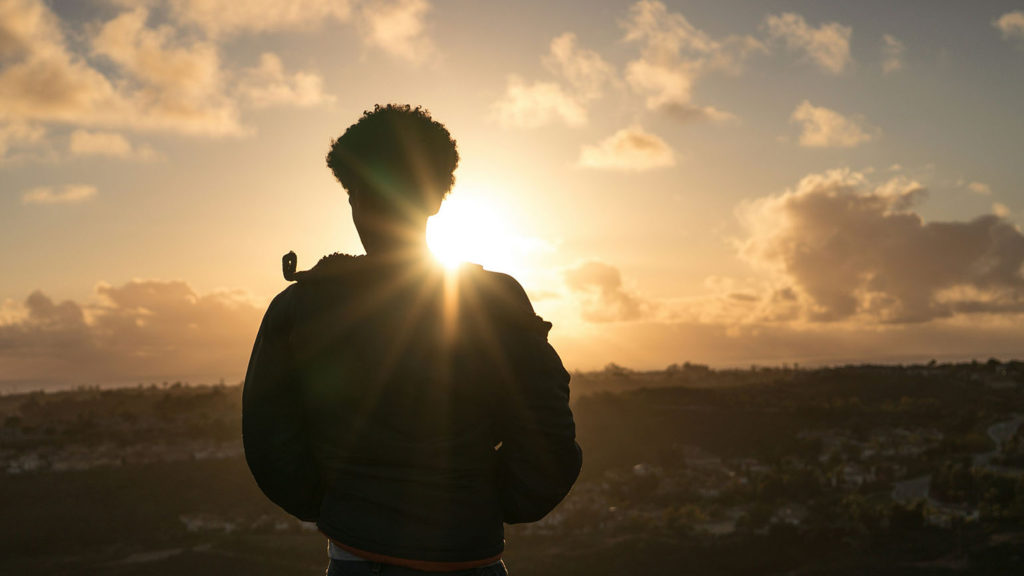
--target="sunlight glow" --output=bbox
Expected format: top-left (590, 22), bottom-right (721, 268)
top-left (427, 189), bottom-right (532, 274)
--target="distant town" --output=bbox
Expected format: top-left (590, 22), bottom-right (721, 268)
top-left (2, 360), bottom-right (1023, 575)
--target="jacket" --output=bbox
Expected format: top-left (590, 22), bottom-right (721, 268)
top-left (242, 254), bottom-right (581, 563)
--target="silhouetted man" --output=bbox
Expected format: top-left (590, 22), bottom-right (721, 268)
top-left (242, 104), bottom-right (581, 575)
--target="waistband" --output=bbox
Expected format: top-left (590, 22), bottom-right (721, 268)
top-left (328, 558), bottom-right (506, 576)
top-left (325, 536), bottom-right (503, 573)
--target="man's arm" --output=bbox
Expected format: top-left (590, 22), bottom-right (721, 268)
top-left (242, 288), bottom-right (322, 522)
top-left (489, 274), bottom-right (582, 524)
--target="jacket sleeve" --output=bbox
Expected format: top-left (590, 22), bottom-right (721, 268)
top-left (242, 287), bottom-right (323, 522)
top-left (490, 274), bottom-right (582, 524)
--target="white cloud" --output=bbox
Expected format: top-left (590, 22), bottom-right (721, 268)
top-left (359, 0), bottom-right (435, 62)
top-left (493, 32), bottom-right (614, 129)
top-left (737, 168), bottom-right (1024, 323)
top-left (623, 0), bottom-right (761, 70)
top-left (69, 129), bottom-right (159, 160)
top-left (0, 1), bottom-right (342, 142)
top-left (0, 1), bottom-right (246, 136)
top-left (169, 0), bottom-right (435, 63)
top-left (790, 100), bottom-right (874, 148)
top-left (544, 32), bottom-right (617, 101)
top-left (0, 119), bottom-right (45, 159)
top-left (578, 125), bottom-right (675, 171)
top-left (624, 58), bottom-right (693, 111)
top-left (0, 0), bottom-right (50, 60)
top-left (0, 280), bottom-right (261, 383)
top-left (564, 260), bottom-right (652, 322)
top-left (993, 203), bottom-right (1011, 218)
top-left (0, 0), bottom-right (125, 126)
top-left (493, 2), bottom-right (758, 129)
top-left (967, 181), bottom-right (992, 195)
top-left (21, 184), bottom-right (97, 205)
top-left (622, 0), bottom-right (763, 120)
top-left (238, 53), bottom-right (334, 108)
top-left (994, 11), bottom-right (1024, 41)
top-left (882, 34), bottom-right (904, 74)
top-left (764, 12), bottom-right (852, 74)
top-left (624, 57), bottom-right (736, 122)
top-left (168, 0), bottom-right (354, 37)
top-left (90, 7), bottom-right (242, 136)
top-left (492, 76), bottom-right (587, 128)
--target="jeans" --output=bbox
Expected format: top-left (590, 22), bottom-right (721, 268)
top-left (326, 559), bottom-right (508, 576)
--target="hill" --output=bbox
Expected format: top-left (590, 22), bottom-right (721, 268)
top-left (2, 361), bottom-right (1024, 574)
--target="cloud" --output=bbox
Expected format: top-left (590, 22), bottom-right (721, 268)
top-left (555, 316), bottom-right (1024, 370)
top-left (359, 0), bottom-right (434, 62)
top-left (967, 181), bottom-right (992, 195)
top-left (622, 0), bottom-right (764, 120)
top-left (21, 184), bottom-right (97, 205)
top-left (69, 129), bottom-right (159, 160)
top-left (578, 125), bottom-right (675, 171)
top-left (90, 7), bottom-right (243, 136)
top-left (660, 102), bottom-right (736, 124)
top-left (492, 76), bottom-right (588, 128)
top-left (565, 260), bottom-right (652, 322)
top-left (882, 34), bottom-right (904, 74)
top-left (622, 59), bottom-right (693, 113)
top-left (167, 0), bottom-right (354, 37)
top-left (790, 100), bottom-right (874, 148)
top-left (649, 275), bottom-right (792, 326)
top-left (622, 0), bottom-right (764, 74)
top-left (238, 53), bottom-right (334, 108)
top-left (0, 1), bottom-right (342, 142)
top-left (0, 0), bottom-right (126, 127)
top-left (0, 119), bottom-right (45, 159)
top-left (0, 1), bottom-right (244, 135)
top-left (544, 32), bottom-right (618, 100)
top-left (994, 11), bottom-right (1024, 41)
top-left (763, 12), bottom-right (852, 74)
top-left (0, 280), bottom-right (262, 384)
top-left (494, 2), bottom-right (760, 129)
top-left (493, 32), bottom-right (614, 129)
top-left (737, 168), bottom-right (1024, 323)
top-left (169, 0), bottom-right (436, 63)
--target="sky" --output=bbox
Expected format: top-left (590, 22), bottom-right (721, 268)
top-left (2, 0), bottom-right (1024, 388)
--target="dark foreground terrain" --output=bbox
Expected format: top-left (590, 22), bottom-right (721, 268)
top-left (2, 360), bottom-right (1024, 575)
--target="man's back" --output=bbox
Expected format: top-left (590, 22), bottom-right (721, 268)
top-left (243, 254), bottom-right (581, 565)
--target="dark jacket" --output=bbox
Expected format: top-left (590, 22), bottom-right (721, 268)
top-left (242, 254), bottom-right (581, 563)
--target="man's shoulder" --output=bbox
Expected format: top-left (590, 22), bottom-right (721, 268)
top-left (274, 253), bottom-right (366, 309)
top-left (459, 264), bottom-right (551, 336)
top-left (460, 264), bottom-right (531, 308)
top-left (293, 252), bottom-right (365, 282)
top-left (261, 283), bottom-right (299, 326)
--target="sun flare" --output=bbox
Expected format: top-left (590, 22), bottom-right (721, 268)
top-left (426, 190), bottom-right (524, 274)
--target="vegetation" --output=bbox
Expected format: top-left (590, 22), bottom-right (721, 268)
top-left (2, 360), bottom-right (1023, 574)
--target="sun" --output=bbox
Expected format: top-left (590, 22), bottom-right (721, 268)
top-left (426, 191), bottom-right (521, 273)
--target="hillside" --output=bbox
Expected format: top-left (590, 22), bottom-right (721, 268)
top-left (2, 361), bottom-right (1024, 574)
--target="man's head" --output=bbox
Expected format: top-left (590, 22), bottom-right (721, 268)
top-left (327, 104), bottom-right (458, 255)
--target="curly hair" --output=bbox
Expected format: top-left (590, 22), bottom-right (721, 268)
top-left (326, 104), bottom-right (459, 213)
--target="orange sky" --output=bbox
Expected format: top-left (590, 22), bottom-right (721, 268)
top-left (2, 0), bottom-right (1024, 387)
